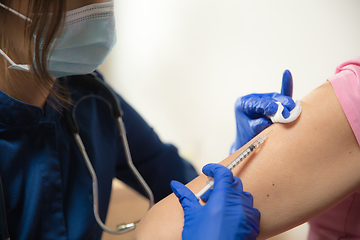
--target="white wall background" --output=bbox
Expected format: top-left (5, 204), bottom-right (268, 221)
top-left (99, 0), bottom-right (360, 239)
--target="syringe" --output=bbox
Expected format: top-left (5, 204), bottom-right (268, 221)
top-left (195, 134), bottom-right (268, 200)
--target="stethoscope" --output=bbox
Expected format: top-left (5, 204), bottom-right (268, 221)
top-left (61, 73), bottom-right (155, 234)
top-left (0, 73), bottom-right (155, 239)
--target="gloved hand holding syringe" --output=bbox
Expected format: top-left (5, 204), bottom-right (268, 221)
top-left (195, 133), bottom-right (269, 200)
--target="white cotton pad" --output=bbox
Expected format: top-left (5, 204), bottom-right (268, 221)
top-left (270, 100), bottom-right (302, 124)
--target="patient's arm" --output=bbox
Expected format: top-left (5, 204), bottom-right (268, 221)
top-left (133, 81), bottom-right (360, 240)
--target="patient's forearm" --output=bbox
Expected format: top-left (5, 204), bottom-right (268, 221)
top-left (134, 82), bottom-right (360, 239)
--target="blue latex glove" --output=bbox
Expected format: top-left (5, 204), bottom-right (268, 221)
top-left (230, 70), bottom-right (295, 153)
top-left (171, 163), bottom-right (260, 240)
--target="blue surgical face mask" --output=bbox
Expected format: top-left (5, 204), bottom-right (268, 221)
top-left (0, 0), bottom-right (116, 78)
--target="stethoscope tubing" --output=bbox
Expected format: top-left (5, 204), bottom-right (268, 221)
top-left (63, 73), bottom-right (155, 234)
top-left (73, 116), bottom-right (155, 234)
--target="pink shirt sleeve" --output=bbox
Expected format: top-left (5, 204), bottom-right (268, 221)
top-left (308, 57), bottom-right (360, 239)
top-left (329, 57), bottom-right (360, 145)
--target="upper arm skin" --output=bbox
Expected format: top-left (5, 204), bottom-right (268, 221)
top-left (133, 81), bottom-right (360, 240)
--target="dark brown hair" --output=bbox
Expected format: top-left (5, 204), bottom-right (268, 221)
top-left (1, 0), bottom-right (69, 109)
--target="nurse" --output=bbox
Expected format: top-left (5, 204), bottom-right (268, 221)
top-left (0, 0), bottom-right (261, 239)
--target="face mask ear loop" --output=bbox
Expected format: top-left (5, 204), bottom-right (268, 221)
top-left (0, 4), bottom-right (32, 72)
top-left (0, 3), bottom-right (32, 22)
top-left (0, 49), bottom-right (31, 72)
top-left (0, 49), bottom-right (17, 66)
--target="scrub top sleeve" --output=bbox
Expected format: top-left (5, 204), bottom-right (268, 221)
top-left (112, 92), bottom-right (198, 202)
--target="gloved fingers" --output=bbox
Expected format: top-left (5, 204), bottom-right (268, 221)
top-left (254, 98), bottom-right (293, 119)
top-left (199, 188), bottom-right (212, 203)
top-left (170, 180), bottom-right (200, 210)
top-left (234, 112), bottom-right (260, 141)
top-left (281, 69), bottom-right (293, 97)
top-left (271, 94), bottom-right (296, 112)
top-left (242, 203), bottom-right (261, 221)
top-left (200, 176), bottom-right (245, 202)
top-left (200, 164), bottom-right (234, 205)
top-left (281, 106), bottom-right (291, 119)
top-left (230, 177), bottom-right (258, 206)
top-left (231, 176), bottom-right (244, 192)
top-left (238, 191), bottom-right (255, 207)
top-left (239, 205), bottom-right (261, 239)
top-left (250, 118), bottom-right (272, 134)
top-left (260, 95), bottom-right (295, 119)
top-left (202, 164), bottom-right (234, 183)
top-left (231, 115), bottom-right (271, 154)
top-left (237, 94), bottom-right (295, 118)
top-left (241, 204), bottom-right (261, 232)
top-left (199, 175), bottom-right (241, 203)
top-left (236, 94), bottom-right (277, 118)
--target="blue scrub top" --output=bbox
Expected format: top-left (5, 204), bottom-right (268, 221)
top-left (0, 71), bottom-right (198, 240)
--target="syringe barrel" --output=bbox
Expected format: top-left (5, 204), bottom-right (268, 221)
top-left (195, 134), bottom-right (267, 201)
top-left (195, 179), bottom-right (214, 200)
top-left (226, 134), bottom-right (267, 170)
top-left (226, 144), bottom-right (255, 170)
top-left (253, 135), bottom-right (267, 147)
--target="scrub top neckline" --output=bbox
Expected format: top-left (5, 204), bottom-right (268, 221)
top-left (0, 89), bottom-right (61, 127)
